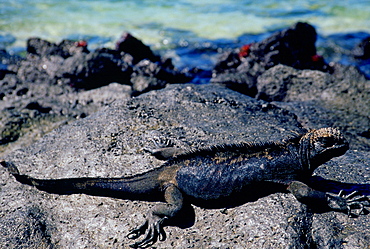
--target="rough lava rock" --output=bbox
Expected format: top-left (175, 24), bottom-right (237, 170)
top-left (0, 72), bottom-right (132, 158)
top-left (27, 37), bottom-right (89, 58)
top-left (55, 48), bottom-right (133, 89)
top-left (0, 34), bottom-right (192, 157)
top-left (1, 84), bottom-right (369, 248)
top-left (256, 63), bottom-right (370, 150)
top-left (116, 32), bottom-right (160, 64)
top-left (352, 36), bottom-right (370, 60)
top-left (5, 34), bottom-right (192, 91)
top-left (211, 22), bottom-right (332, 96)
top-left (211, 22), bottom-right (370, 151)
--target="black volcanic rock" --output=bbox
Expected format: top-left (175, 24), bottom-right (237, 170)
top-left (212, 22), bottom-right (332, 96)
top-left (352, 36), bottom-right (370, 59)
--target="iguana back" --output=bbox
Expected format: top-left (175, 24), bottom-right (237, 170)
top-left (165, 141), bottom-right (302, 200)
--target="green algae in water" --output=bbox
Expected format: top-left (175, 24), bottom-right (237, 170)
top-left (1, 0), bottom-right (370, 49)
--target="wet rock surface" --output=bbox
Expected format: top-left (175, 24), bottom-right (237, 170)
top-left (1, 84), bottom-right (369, 248)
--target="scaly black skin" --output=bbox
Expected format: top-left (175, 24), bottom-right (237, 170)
top-left (1, 128), bottom-right (369, 248)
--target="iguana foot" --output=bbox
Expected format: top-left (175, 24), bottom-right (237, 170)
top-left (328, 190), bottom-right (370, 217)
top-left (151, 136), bottom-right (175, 149)
top-left (127, 215), bottom-right (167, 248)
top-left (144, 137), bottom-right (183, 160)
top-left (338, 190), bottom-right (370, 217)
top-left (127, 184), bottom-right (183, 247)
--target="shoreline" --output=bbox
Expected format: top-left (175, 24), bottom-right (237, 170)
top-left (2, 28), bottom-right (370, 77)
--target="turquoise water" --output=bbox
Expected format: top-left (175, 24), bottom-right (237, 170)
top-left (1, 0), bottom-right (370, 49)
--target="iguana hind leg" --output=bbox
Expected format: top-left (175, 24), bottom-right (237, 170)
top-left (127, 184), bottom-right (183, 248)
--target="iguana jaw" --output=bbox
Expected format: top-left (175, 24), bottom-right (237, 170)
top-left (308, 142), bottom-right (348, 172)
top-left (321, 142), bottom-right (349, 158)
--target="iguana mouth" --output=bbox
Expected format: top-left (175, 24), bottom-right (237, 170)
top-left (322, 142), bottom-right (349, 158)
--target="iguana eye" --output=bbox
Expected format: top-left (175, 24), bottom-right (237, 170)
top-left (320, 137), bottom-right (336, 147)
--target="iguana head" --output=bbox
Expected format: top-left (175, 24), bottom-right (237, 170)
top-left (299, 127), bottom-right (349, 173)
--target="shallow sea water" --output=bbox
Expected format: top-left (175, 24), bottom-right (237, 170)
top-left (1, 0), bottom-right (370, 72)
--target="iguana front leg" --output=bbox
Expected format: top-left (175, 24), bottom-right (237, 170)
top-left (127, 184), bottom-right (183, 248)
top-left (287, 181), bottom-right (370, 216)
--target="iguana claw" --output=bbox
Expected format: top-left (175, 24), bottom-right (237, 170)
top-left (337, 190), bottom-right (370, 217)
top-left (151, 136), bottom-right (175, 149)
top-left (143, 137), bottom-right (183, 160)
top-left (128, 215), bottom-right (167, 248)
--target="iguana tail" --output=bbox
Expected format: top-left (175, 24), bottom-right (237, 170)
top-left (1, 160), bottom-right (20, 175)
top-left (1, 160), bottom-right (163, 201)
top-left (0, 161), bottom-right (34, 185)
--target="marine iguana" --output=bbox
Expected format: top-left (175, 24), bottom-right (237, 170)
top-left (1, 127), bottom-right (369, 248)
